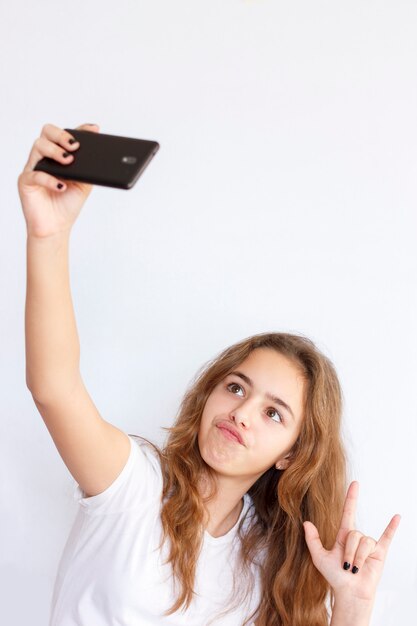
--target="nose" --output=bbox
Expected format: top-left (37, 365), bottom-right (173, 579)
top-left (230, 400), bottom-right (255, 427)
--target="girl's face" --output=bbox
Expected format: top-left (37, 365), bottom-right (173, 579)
top-left (198, 348), bottom-right (306, 482)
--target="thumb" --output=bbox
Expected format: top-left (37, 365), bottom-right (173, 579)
top-left (75, 123), bottom-right (100, 132)
top-left (303, 521), bottom-right (325, 562)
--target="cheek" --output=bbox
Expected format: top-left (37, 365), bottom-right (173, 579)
top-left (255, 423), bottom-right (281, 445)
top-left (199, 393), bottom-right (228, 432)
top-left (204, 391), bottom-right (224, 414)
top-left (200, 399), bottom-right (216, 429)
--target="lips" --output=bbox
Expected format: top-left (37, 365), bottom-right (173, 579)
top-left (217, 421), bottom-right (244, 445)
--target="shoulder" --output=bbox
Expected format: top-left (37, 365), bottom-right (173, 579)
top-left (128, 434), bottom-right (163, 471)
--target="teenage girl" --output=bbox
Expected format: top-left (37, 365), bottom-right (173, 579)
top-left (19, 123), bottom-right (401, 626)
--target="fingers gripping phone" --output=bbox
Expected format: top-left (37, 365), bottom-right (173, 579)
top-left (34, 129), bottom-right (160, 190)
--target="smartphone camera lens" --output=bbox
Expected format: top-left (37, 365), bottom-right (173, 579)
top-left (122, 156), bottom-right (137, 164)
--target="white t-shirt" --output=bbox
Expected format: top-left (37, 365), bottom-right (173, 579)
top-left (49, 435), bottom-right (263, 626)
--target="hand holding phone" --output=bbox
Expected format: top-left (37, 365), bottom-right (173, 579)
top-left (18, 123), bottom-right (160, 240)
top-left (34, 127), bottom-right (160, 190)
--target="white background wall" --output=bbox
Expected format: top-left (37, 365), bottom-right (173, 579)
top-left (1, 1), bottom-right (416, 624)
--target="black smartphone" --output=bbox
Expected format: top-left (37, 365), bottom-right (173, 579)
top-left (34, 128), bottom-right (160, 190)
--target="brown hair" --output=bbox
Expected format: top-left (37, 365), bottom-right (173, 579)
top-left (130, 331), bottom-right (348, 626)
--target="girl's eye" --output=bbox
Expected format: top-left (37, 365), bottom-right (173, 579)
top-left (265, 408), bottom-right (283, 423)
top-left (227, 382), bottom-right (244, 397)
top-left (225, 382), bottom-right (284, 424)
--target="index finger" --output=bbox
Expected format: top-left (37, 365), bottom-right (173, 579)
top-left (40, 123), bottom-right (80, 147)
top-left (41, 122), bottom-right (99, 146)
top-left (338, 480), bottom-right (359, 534)
top-left (23, 123), bottom-right (79, 173)
top-left (25, 123), bottom-right (100, 173)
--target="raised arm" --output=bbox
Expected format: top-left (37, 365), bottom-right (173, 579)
top-left (19, 123), bottom-right (130, 497)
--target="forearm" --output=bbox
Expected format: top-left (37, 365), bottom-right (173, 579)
top-left (25, 233), bottom-right (81, 400)
top-left (330, 595), bottom-right (375, 626)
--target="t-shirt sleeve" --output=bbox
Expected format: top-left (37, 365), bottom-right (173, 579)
top-left (72, 434), bottom-right (163, 515)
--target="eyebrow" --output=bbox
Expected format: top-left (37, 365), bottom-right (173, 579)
top-left (228, 370), bottom-right (295, 421)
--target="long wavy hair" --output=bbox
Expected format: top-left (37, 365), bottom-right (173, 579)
top-left (130, 331), bottom-right (348, 626)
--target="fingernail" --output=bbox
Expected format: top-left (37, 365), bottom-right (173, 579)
top-left (62, 151), bottom-right (71, 158)
top-left (352, 566), bottom-right (359, 574)
top-left (68, 138), bottom-right (78, 145)
top-left (343, 562), bottom-right (350, 570)
top-left (57, 183), bottom-right (64, 189)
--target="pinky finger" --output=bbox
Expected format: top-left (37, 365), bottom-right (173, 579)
top-left (372, 515), bottom-right (402, 562)
top-left (20, 170), bottom-right (67, 192)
